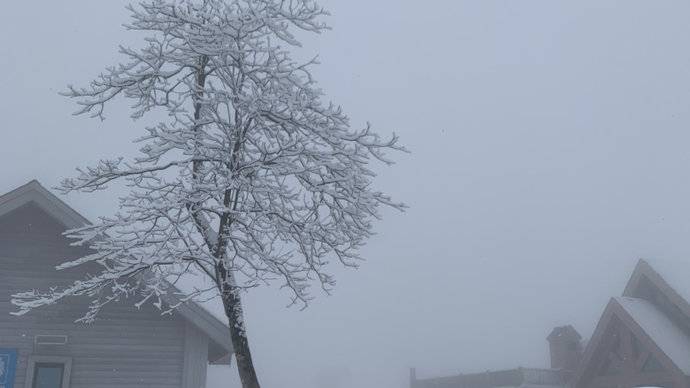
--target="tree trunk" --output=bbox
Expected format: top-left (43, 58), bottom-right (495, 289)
top-left (222, 283), bottom-right (261, 388)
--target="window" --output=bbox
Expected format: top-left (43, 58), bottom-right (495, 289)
top-left (641, 355), bottom-right (664, 373)
top-left (24, 356), bottom-right (71, 388)
top-left (32, 363), bottom-right (64, 388)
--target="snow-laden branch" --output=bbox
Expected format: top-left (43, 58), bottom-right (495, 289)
top-left (15, 0), bottom-right (405, 332)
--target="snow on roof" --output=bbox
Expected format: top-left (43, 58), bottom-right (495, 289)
top-left (639, 258), bottom-right (690, 304)
top-left (0, 180), bottom-right (89, 228)
top-left (615, 296), bottom-right (690, 374)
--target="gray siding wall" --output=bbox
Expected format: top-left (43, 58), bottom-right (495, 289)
top-left (0, 203), bottom-right (193, 388)
top-left (183, 321), bottom-right (209, 388)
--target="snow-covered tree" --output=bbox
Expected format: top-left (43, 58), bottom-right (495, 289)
top-left (11, 1), bottom-right (404, 387)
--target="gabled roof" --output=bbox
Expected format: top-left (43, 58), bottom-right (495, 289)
top-left (0, 180), bottom-right (89, 229)
top-left (571, 297), bottom-right (688, 388)
top-left (573, 257), bottom-right (690, 388)
top-left (616, 297), bottom-right (690, 374)
top-left (0, 180), bottom-right (233, 360)
top-left (623, 258), bottom-right (690, 323)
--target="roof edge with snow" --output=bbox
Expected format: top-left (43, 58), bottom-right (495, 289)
top-left (0, 180), bottom-right (233, 359)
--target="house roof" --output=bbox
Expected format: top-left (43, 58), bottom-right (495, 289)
top-left (638, 258), bottom-right (690, 299)
top-left (573, 258), bottom-right (690, 388)
top-left (615, 296), bottom-right (690, 374)
top-left (0, 180), bottom-right (90, 229)
top-left (0, 180), bottom-right (233, 361)
top-left (623, 259), bottom-right (690, 350)
top-left (571, 296), bottom-right (689, 388)
top-left (414, 258), bottom-right (690, 388)
top-left (624, 258), bottom-right (690, 316)
top-left (546, 325), bottom-right (581, 342)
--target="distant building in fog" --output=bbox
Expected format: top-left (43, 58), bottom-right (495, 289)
top-left (0, 180), bottom-right (233, 388)
top-left (411, 259), bottom-right (690, 388)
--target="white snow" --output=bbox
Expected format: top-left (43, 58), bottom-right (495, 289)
top-left (615, 296), bottom-right (690, 374)
top-left (641, 258), bottom-right (690, 304)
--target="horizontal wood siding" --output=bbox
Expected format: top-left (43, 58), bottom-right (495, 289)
top-left (183, 321), bottom-right (209, 388)
top-left (0, 204), bottom-right (188, 388)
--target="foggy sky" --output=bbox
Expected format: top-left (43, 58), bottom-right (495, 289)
top-left (3, 1), bottom-right (690, 388)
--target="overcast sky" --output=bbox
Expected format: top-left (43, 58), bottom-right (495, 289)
top-left (4, 1), bottom-right (690, 388)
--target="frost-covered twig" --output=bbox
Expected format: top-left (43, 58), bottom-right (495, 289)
top-left (14, 1), bottom-right (404, 387)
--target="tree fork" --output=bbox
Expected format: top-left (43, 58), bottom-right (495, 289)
top-left (193, 54), bottom-right (260, 387)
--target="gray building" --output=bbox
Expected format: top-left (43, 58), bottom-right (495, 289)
top-left (0, 180), bottom-right (233, 388)
top-left (411, 258), bottom-right (690, 388)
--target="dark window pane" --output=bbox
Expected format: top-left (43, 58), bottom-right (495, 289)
top-left (642, 356), bottom-right (664, 373)
top-left (32, 363), bottom-right (64, 388)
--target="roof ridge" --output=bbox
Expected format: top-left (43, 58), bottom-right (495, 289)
top-left (0, 179), bottom-right (89, 228)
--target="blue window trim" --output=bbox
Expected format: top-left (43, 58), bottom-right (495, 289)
top-left (0, 348), bottom-right (18, 388)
